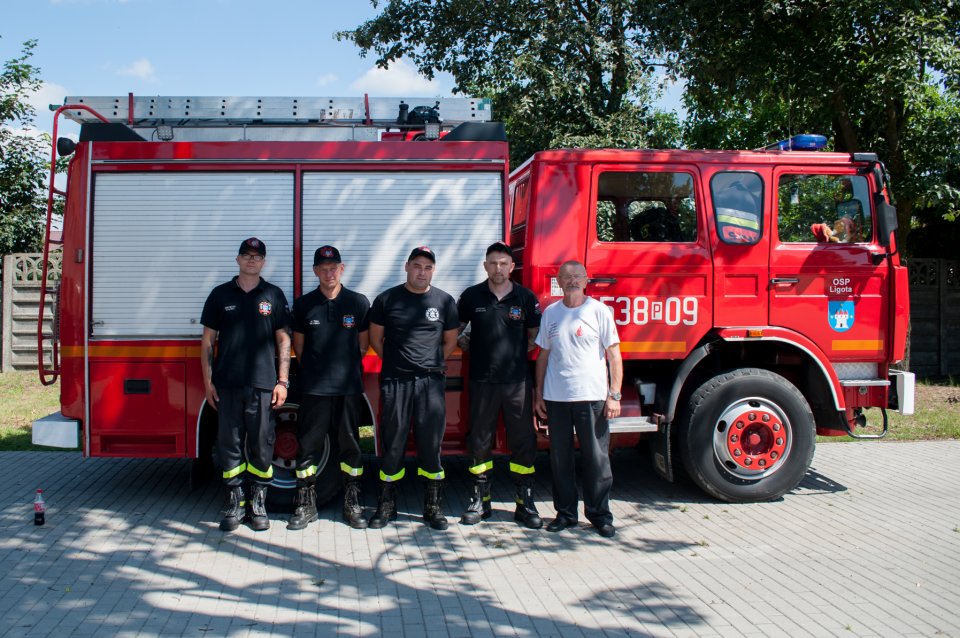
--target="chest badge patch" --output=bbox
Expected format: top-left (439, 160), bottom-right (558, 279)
top-left (508, 306), bottom-right (523, 321)
top-left (426, 307), bottom-right (440, 321)
top-left (258, 301), bottom-right (273, 316)
top-left (342, 314), bottom-right (356, 328)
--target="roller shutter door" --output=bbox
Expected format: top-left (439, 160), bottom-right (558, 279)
top-left (301, 172), bottom-right (503, 300)
top-left (91, 172), bottom-right (294, 336)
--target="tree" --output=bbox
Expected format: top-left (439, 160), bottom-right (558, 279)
top-left (0, 38), bottom-right (51, 255)
top-left (655, 0), bottom-right (960, 250)
top-left (338, 0), bottom-right (681, 164)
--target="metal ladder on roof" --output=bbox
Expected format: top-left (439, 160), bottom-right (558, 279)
top-left (59, 93), bottom-right (493, 142)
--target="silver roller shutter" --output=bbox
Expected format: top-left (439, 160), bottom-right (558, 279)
top-left (91, 172), bottom-right (294, 336)
top-left (301, 172), bottom-right (503, 301)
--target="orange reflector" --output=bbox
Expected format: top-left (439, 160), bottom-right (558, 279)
top-left (747, 329), bottom-right (764, 338)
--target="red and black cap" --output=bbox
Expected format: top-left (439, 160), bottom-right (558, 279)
top-left (238, 237), bottom-right (266, 256)
top-left (313, 245), bottom-right (342, 265)
top-left (407, 245), bottom-right (436, 263)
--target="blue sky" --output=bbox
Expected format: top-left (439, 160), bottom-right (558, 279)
top-left (4, 0), bottom-right (683, 137)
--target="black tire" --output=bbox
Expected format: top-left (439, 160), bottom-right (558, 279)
top-left (678, 368), bottom-right (815, 502)
top-left (266, 403), bottom-right (342, 509)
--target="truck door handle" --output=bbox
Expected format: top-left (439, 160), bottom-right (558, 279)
top-left (769, 277), bottom-right (800, 285)
top-left (589, 277), bottom-right (617, 284)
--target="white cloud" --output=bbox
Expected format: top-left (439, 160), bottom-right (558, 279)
top-left (26, 82), bottom-right (69, 122)
top-left (118, 58), bottom-right (157, 82)
top-left (349, 59), bottom-right (449, 97)
top-left (316, 73), bottom-right (338, 88)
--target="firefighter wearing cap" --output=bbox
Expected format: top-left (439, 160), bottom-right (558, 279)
top-left (367, 246), bottom-right (459, 530)
top-left (200, 237), bottom-right (291, 532)
top-left (456, 242), bottom-right (543, 529)
top-left (288, 245), bottom-right (371, 530)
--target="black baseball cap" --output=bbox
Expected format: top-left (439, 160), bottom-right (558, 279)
top-left (238, 237), bottom-right (266, 256)
top-left (313, 245), bottom-right (342, 265)
top-left (408, 246), bottom-right (436, 263)
top-left (486, 241), bottom-right (513, 258)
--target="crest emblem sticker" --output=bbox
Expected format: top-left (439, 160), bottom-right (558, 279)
top-left (342, 314), bottom-right (356, 328)
top-left (425, 307), bottom-right (440, 321)
top-left (258, 301), bottom-right (273, 316)
top-left (508, 306), bottom-right (523, 321)
top-left (828, 301), bottom-right (854, 332)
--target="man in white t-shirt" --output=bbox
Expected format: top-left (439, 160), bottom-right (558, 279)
top-left (534, 260), bottom-right (622, 538)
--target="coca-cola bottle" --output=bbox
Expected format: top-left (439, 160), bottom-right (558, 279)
top-left (34, 489), bottom-right (45, 526)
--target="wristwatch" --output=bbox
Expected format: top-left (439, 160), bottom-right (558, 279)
top-left (608, 391), bottom-right (622, 401)
top-left (276, 379), bottom-right (289, 389)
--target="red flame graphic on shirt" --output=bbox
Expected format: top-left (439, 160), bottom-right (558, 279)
top-left (576, 325), bottom-right (583, 337)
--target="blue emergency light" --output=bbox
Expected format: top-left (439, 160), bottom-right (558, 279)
top-left (764, 134), bottom-right (828, 151)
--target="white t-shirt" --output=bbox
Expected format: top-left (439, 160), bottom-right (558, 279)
top-left (535, 297), bottom-right (620, 402)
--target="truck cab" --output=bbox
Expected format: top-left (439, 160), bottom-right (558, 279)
top-left (509, 140), bottom-right (913, 501)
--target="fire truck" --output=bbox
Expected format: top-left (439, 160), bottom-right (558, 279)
top-left (32, 95), bottom-right (914, 504)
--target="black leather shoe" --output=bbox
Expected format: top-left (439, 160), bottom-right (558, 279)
top-left (546, 517), bottom-right (576, 532)
top-left (596, 523), bottom-right (616, 538)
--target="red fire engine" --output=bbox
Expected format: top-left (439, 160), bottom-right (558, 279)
top-left (33, 96), bottom-right (914, 503)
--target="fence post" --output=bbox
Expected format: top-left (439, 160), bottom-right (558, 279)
top-left (2, 254), bottom-right (12, 372)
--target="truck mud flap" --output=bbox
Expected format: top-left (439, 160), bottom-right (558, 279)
top-left (650, 417), bottom-right (673, 483)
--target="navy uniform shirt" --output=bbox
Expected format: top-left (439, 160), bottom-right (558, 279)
top-left (201, 276), bottom-right (290, 391)
top-left (292, 286), bottom-right (370, 396)
top-left (369, 285), bottom-right (459, 379)
top-left (457, 281), bottom-right (541, 384)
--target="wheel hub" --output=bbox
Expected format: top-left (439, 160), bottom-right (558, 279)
top-left (713, 398), bottom-right (792, 479)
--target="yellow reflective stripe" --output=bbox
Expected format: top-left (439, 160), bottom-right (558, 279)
top-left (247, 464), bottom-right (273, 479)
top-left (469, 461), bottom-right (493, 475)
top-left (296, 466), bottom-right (318, 479)
top-left (417, 467), bottom-right (446, 481)
top-left (340, 463), bottom-right (363, 477)
top-left (380, 468), bottom-right (406, 482)
top-left (509, 462), bottom-right (535, 475)
top-left (222, 463), bottom-right (247, 479)
top-left (717, 213), bottom-right (759, 230)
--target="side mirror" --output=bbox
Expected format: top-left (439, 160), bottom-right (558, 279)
top-left (874, 194), bottom-right (897, 248)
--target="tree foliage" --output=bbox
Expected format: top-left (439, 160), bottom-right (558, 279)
top-left (339, 0), bottom-right (681, 164)
top-left (0, 38), bottom-right (50, 255)
top-left (655, 0), bottom-right (960, 251)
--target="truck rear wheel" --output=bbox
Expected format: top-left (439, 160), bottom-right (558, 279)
top-left (678, 368), bottom-right (815, 502)
top-left (267, 402), bottom-right (341, 509)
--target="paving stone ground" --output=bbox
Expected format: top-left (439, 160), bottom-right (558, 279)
top-left (0, 441), bottom-right (958, 637)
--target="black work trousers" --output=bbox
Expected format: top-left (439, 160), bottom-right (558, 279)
top-left (296, 394), bottom-right (364, 483)
top-left (466, 379), bottom-right (537, 476)
top-left (379, 374), bottom-right (446, 481)
top-left (545, 399), bottom-right (613, 526)
top-left (217, 386), bottom-right (277, 487)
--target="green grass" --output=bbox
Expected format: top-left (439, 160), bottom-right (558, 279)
top-left (819, 379), bottom-right (960, 442)
top-left (1, 371), bottom-right (957, 452)
top-left (0, 370), bottom-right (64, 451)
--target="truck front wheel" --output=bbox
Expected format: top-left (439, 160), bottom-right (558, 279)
top-left (678, 368), bottom-right (815, 502)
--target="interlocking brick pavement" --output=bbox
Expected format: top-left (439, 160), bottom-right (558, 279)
top-left (0, 441), bottom-right (958, 637)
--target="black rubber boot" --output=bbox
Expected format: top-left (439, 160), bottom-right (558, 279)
top-left (513, 478), bottom-right (543, 530)
top-left (460, 473), bottom-right (492, 525)
top-left (248, 483), bottom-right (270, 531)
top-left (342, 477), bottom-right (369, 530)
top-left (423, 479), bottom-right (449, 530)
top-left (287, 483), bottom-right (318, 530)
top-left (219, 485), bottom-right (245, 532)
top-left (368, 482), bottom-right (398, 529)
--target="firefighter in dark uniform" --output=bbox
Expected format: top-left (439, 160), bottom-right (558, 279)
top-left (200, 237), bottom-right (291, 532)
top-left (367, 246), bottom-right (459, 530)
top-left (288, 245), bottom-right (371, 531)
top-left (457, 242), bottom-right (543, 529)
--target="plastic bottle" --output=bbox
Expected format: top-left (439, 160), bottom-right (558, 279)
top-left (34, 489), bottom-right (45, 526)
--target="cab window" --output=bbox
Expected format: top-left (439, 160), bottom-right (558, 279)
top-left (777, 174), bottom-right (873, 243)
top-left (711, 172), bottom-right (763, 245)
top-left (596, 171), bottom-right (697, 243)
